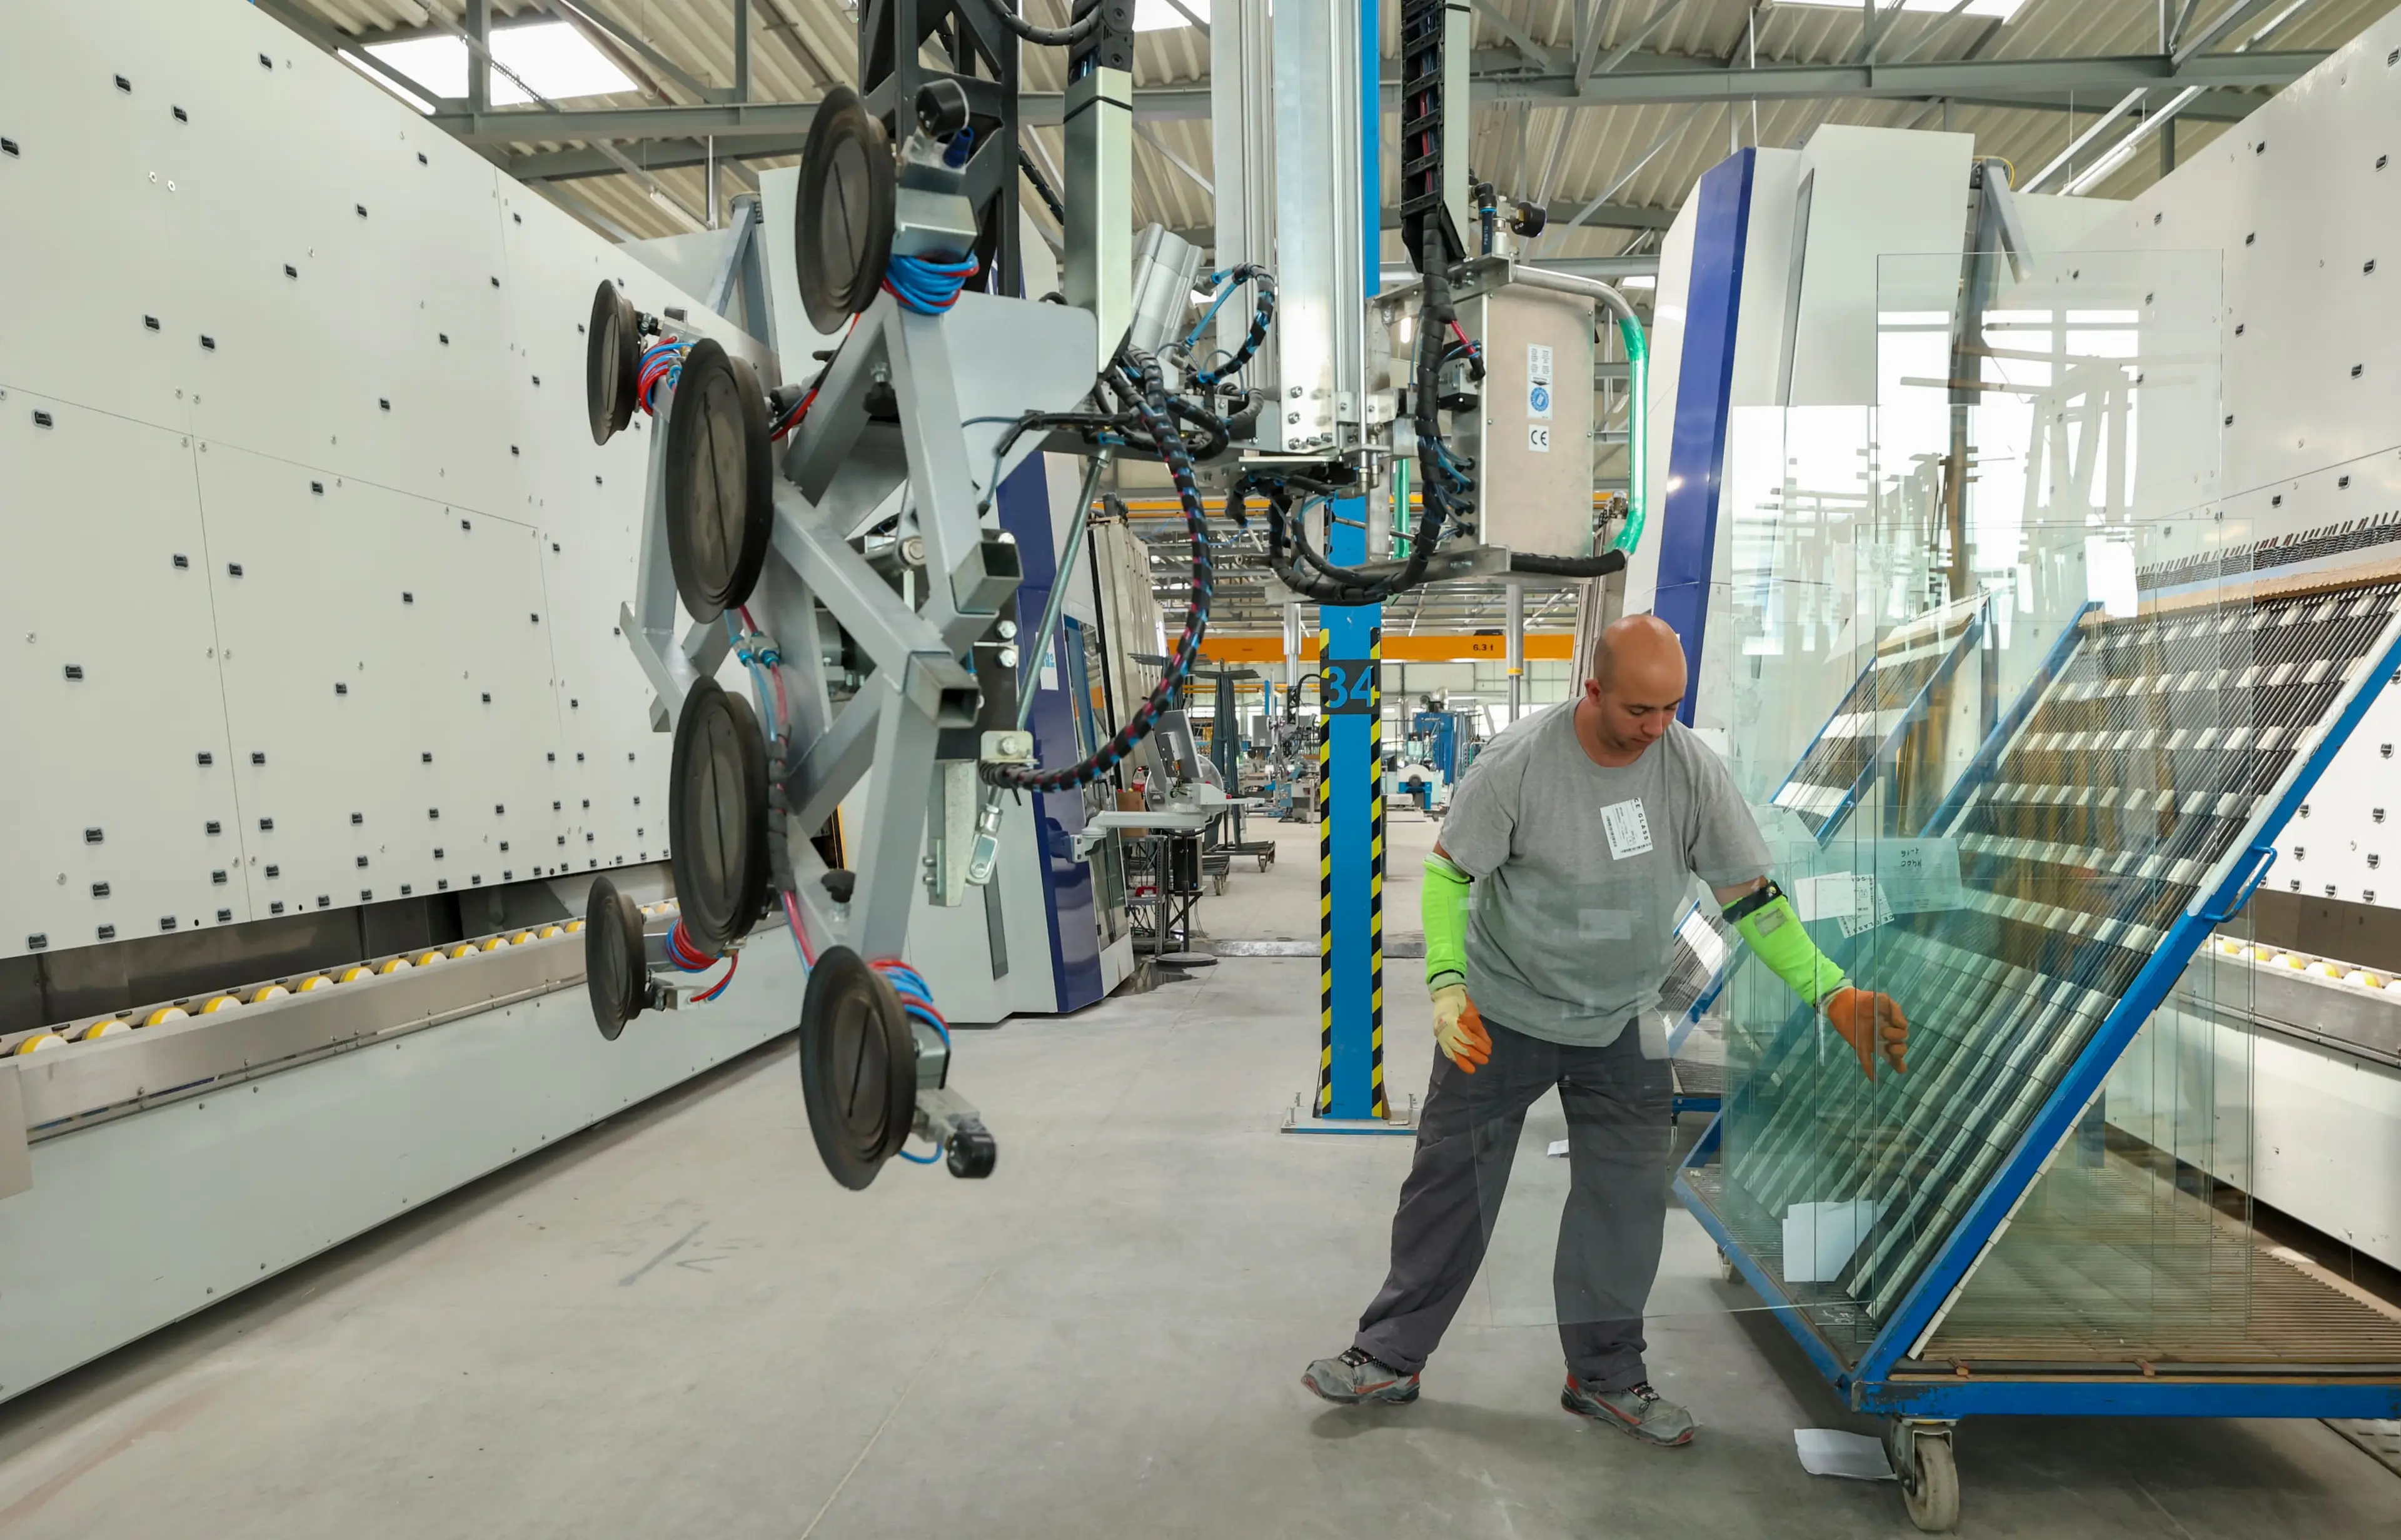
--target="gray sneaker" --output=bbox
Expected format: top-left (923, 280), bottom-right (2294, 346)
top-left (1302, 1347), bottom-right (1421, 1405)
top-left (1561, 1377), bottom-right (1696, 1446)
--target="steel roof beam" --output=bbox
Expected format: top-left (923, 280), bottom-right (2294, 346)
top-left (423, 48), bottom-right (2320, 147)
top-left (1474, 48), bottom-right (2324, 108)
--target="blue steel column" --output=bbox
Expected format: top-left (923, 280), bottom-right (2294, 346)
top-left (1316, 0), bottom-right (1386, 1123)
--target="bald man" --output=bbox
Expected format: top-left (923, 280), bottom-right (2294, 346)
top-left (1304, 615), bottom-right (1907, 1447)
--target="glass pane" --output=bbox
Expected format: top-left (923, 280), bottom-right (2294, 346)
top-left (1679, 246), bottom-right (2337, 1370)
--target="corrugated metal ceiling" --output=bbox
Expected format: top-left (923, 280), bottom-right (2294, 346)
top-left (281, 0), bottom-right (2401, 251)
top-left (271, 0), bottom-right (2398, 631)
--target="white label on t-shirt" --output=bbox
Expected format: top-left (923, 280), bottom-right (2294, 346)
top-left (1601, 797), bottom-right (1653, 860)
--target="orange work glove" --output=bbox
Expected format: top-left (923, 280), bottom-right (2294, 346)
top-left (1431, 984), bottom-right (1492, 1073)
top-left (1824, 986), bottom-right (1908, 1080)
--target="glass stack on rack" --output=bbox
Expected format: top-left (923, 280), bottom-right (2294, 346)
top-left (1676, 247), bottom-right (2401, 1526)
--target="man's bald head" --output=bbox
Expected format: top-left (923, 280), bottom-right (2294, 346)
top-left (1579, 614), bottom-right (1688, 759)
top-left (1589, 614), bottom-right (1688, 694)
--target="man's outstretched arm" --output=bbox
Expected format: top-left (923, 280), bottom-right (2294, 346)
top-left (1713, 876), bottom-right (1908, 1079)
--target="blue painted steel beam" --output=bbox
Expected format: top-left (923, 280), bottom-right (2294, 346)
top-left (1314, 0), bottom-right (1387, 1123)
top-left (1652, 149), bottom-right (1755, 727)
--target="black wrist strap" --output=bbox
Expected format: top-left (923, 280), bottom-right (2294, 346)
top-left (1720, 879), bottom-right (1784, 925)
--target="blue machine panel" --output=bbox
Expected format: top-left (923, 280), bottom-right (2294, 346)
top-left (994, 458), bottom-right (1105, 1010)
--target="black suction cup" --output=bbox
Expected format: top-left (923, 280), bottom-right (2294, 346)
top-left (662, 337), bottom-right (772, 623)
top-left (795, 85), bottom-right (896, 335)
top-left (585, 875), bottom-right (648, 1041)
top-left (797, 945), bottom-right (918, 1189)
top-left (586, 280), bottom-right (640, 445)
top-left (668, 677), bottom-right (770, 955)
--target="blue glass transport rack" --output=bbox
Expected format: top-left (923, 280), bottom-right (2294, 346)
top-left (1673, 571), bottom-right (2401, 1528)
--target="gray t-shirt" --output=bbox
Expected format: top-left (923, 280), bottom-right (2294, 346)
top-left (1438, 704), bottom-right (1771, 1047)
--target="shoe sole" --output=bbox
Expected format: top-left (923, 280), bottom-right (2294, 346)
top-left (1561, 1388), bottom-right (1695, 1447)
top-left (1302, 1371), bottom-right (1421, 1406)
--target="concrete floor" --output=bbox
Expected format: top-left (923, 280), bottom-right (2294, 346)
top-left (3, 808), bottom-right (2399, 1537)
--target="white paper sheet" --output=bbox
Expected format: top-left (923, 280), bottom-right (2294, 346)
top-left (1794, 1429), bottom-right (1896, 1481)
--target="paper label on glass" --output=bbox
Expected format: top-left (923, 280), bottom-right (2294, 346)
top-left (1793, 872), bottom-right (1856, 921)
top-left (1600, 798), bottom-right (1652, 860)
top-left (1874, 837), bottom-right (1966, 914)
top-left (1838, 875), bottom-right (1895, 939)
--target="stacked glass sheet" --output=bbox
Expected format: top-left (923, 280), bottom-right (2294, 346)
top-left (1769, 598), bottom-right (1986, 838)
top-left (1714, 576), bottom-right (2401, 1344)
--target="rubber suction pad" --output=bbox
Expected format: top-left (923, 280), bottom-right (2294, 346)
top-left (795, 85), bottom-right (895, 335)
top-left (668, 677), bottom-right (771, 955)
top-left (797, 946), bottom-right (918, 1189)
top-left (585, 875), bottom-right (648, 1041)
top-left (662, 337), bottom-right (773, 623)
top-left (586, 280), bottom-right (640, 445)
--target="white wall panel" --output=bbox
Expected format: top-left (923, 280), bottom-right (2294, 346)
top-left (0, 15), bottom-right (193, 433)
top-left (0, 394), bottom-right (242, 951)
top-left (2078, 8), bottom-right (2401, 926)
top-left (0, 0), bottom-right (763, 965)
top-left (2102, 9), bottom-right (2401, 513)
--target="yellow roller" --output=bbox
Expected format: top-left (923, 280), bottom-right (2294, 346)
top-left (413, 950), bottom-right (448, 967)
top-left (76, 1019), bottom-right (130, 1041)
top-left (2216, 939), bottom-right (2243, 956)
top-left (296, 975), bottom-right (332, 993)
top-left (143, 1005), bottom-right (189, 1027)
top-left (507, 930), bottom-right (532, 945)
top-left (198, 994), bottom-right (242, 1014)
top-left (2307, 960), bottom-right (2340, 978)
top-left (378, 957), bottom-right (412, 975)
top-left (13, 1033), bottom-right (66, 1056)
top-left (564, 919), bottom-right (584, 934)
top-left (337, 965), bottom-right (371, 984)
top-left (2343, 970), bottom-right (2383, 989)
top-left (479, 936), bottom-right (508, 952)
top-left (536, 925), bottom-right (561, 939)
top-left (250, 984), bottom-right (290, 1004)
top-left (449, 943), bottom-right (479, 960)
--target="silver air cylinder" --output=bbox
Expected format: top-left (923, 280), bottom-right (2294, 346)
top-left (1125, 223), bottom-right (1205, 375)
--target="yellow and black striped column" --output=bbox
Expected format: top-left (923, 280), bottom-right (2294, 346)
top-left (1317, 700), bottom-right (1335, 1112)
top-left (1315, 624), bottom-right (1388, 1121)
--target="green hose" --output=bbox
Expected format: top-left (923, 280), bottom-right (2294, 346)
top-left (1609, 313), bottom-right (1649, 555)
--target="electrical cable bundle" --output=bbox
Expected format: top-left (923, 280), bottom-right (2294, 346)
top-left (975, 0), bottom-right (1105, 48)
top-left (980, 347), bottom-right (1216, 793)
top-left (1183, 264), bottom-right (1276, 391)
top-left (665, 918), bottom-right (738, 1002)
top-left (637, 339), bottom-right (684, 415)
top-left (883, 251), bottom-right (983, 315)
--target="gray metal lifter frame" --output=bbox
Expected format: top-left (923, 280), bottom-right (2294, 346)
top-left (616, 286), bottom-right (1097, 1154)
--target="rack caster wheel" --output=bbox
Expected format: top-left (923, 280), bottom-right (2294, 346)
top-left (945, 1125), bottom-right (997, 1180)
top-left (1716, 1247), bottom-right (1738, 1284)
top-left (1885, 1419), bottom-right (1960, 1533)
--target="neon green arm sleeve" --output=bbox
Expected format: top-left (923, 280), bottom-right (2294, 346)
top-left (1424, 852), bottom-right (1471, 994)
top-left (1724, 883), bottom-right (1847, 1006)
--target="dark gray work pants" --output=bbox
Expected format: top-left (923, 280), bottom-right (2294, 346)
top-left (1352, 1016), bottom-right (1674, 1393)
